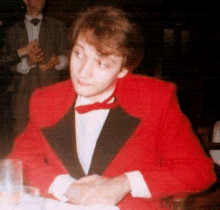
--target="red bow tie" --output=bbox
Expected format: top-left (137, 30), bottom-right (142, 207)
top-left (75, 94), bottom-right (119, 114)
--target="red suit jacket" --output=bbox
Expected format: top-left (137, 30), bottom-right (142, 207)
top-left (9, 74), bottom-right (216, 210)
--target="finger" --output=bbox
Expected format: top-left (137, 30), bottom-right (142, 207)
top-left (78, 191), bottom-right (93, 205)
top-left (65, 182), bottom-right (91, 201)
top-left (33, 47), bottom-right (44, 55)
top-left (79, 191), bottom-right (109, 206)
top-left (39, 64), bottom-right (47, 71)
top-left (76, 174), bottom-right (100, 184)
top-left (67, 197), bottom-right (78, 205)
top-left (35, 57), bottom-right (44, 64)
top-left (82, 192), bottom-right (115, 206)
top-left (35, 52), bottom-right (45, 62)
top-left (46, 59), bottom-right (54, 67)
top-left (30, 43), bottom-right (43, 52)
top-left (36, 51), bottom-right (44, 58)
top-left (83, 196), bottom-right (96, 206)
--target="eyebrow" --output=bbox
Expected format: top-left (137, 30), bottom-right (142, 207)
top-left (75, 42), bottom-right (118, 64)
top-left (101, 56), bottom-right (117, 64)
top-left (75, 43), bottom-right (84, 50)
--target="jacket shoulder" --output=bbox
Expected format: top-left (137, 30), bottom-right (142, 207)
top-left (116, 74), bottom-right (177, 117)
top-left (29, 80), bottom-right (75, 127)
top-left (5, 20), bottom-right (23, 33)
top-left (118, 74), bottom-right (176, 99)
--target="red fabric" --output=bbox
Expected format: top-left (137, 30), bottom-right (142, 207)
top-left (9, 74), bottom-right (216, 210)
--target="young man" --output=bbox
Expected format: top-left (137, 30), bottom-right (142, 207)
top-left (9, 5), bottom-right (216, 210)
top-left (3, 0), bottom-right (68, 136)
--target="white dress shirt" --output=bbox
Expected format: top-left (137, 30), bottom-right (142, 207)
top-left (49, 94), bottom-right (152, 202)
top-left (17, 14), bottom-right (67, 74)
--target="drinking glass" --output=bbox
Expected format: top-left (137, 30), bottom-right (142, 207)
top-left (0, 159), bottom-right (23, 205)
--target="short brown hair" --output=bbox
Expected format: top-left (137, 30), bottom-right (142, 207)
top-left (69, 5), bottom-right (144, 71)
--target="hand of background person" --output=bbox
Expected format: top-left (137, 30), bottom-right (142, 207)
top-left (27, 42), bottom-right (44, 65)
top-left (39, 54), bottom-right (60, 71)
top-left (65, 174), bottom-right (131, 206)
top-left (24, 40), bottom-right (40, 55)
top-left (17, 40), bottom-right (41, 58)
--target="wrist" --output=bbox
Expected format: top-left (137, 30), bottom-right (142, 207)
top-left (27, 58), bottom-right (34, 66)
top-left (17, 47), bottom-right (27, 58)
top-left (118, 174), bottom-right (131, 194)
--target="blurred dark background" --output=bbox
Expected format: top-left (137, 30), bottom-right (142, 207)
top-left (0, 0), bottom-right (220, 136)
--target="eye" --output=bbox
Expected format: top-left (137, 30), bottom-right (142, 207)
top-left (97, 59), bottom-right (110, 69)
top-left (73, 49), bottom-right (84, 59)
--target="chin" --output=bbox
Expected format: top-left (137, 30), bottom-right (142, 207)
top-left (75, 89), bottom-right (93, 98)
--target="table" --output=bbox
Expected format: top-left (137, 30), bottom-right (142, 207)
top-left (1, 193), bottom-right (120, 210)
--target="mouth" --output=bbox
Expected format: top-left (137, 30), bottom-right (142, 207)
top-left (77, 79), bottom-right (92, 86)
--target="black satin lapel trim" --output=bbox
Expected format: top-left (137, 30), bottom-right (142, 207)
top-left (42, 106), bottom-right (86, 179)
top-left (89, 106), bottom-right (140, 175)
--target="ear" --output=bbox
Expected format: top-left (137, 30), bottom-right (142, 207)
top-left (117, 67), bottom-right (128, 79)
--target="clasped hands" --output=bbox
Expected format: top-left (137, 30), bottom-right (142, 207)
top-left (24, 40), bottom-right (59, 71)
top-left (64, 174), bottom-right (131, 206)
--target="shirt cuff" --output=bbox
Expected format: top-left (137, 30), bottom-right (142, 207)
top-left (17, 57), bottom-right (35, 74)
top-left (125, 171), bottom-right (152, 198)
top-left (55, 55), bottom-right (68, 70)
top-left (48, 174), bottom-right (76, 201)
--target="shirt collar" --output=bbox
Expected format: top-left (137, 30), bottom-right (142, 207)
top-left (25, 14), bottom-right (43, 22)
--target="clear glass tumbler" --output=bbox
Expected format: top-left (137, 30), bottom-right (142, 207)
top-left (0, 159), bottom-right (23, 205)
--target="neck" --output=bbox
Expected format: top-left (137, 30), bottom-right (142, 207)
top-left (26, 10), bottom-right (41, 18)
top-left (86, 86), bottom-right (116, 103)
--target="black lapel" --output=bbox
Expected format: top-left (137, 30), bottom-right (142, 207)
top-left (42, 105), bottom-right (140, 178)
top-left (38, 17), bottom-right (54, 60)
top-left (18, 20), bottom-right (29, 48)
top-left (39, 17), bottom-right (55, 55)
top-left (42, 106), bottom-right (86, 179)
top-left (38, 17), bottom-right (48, 47)
top-left (88, 106), bottom-right (140, 175)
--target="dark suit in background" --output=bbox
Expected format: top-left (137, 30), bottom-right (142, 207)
top-left (3, 16), bottom-right (69, 136)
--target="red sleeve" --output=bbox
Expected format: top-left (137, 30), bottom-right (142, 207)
top-left (9, 82), bottom-right (74, 198)
top-left (9, 122), bottom-right (67, 197)
top-left (105, 85), bottom-right (216, 200)
top-left (144, 87), bottom-right (216, 198)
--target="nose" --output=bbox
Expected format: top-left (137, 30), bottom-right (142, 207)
top-left (78, 58), bottom-right (94, 78)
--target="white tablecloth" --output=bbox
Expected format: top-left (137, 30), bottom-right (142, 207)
top-left (0, 194), bottom-right (120, 210)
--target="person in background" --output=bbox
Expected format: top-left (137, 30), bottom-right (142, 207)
top-left (9, 5), bottom-right (216, 210)
top-left (0, 41), bottom-right (39, 66)
top-left (2, 0), bottom-right (69, 136)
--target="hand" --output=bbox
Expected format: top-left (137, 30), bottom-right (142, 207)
top-left (39, 54), bottom-right (60, 71)
top-left (66, 174), bottom-right (131, 206)
top-left (65, 174), bottom-right (104, 204)
top-left (27, 42), bottom-right (44, 65)
top-left (17, 40), bottom-right (40, 57)
top-left (25, 40), bottom-right (39, 55)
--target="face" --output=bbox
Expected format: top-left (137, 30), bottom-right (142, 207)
top-left (70, 37), bottom-right (128, 102)
top-left (23, 0), bottom-right (45, 15)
